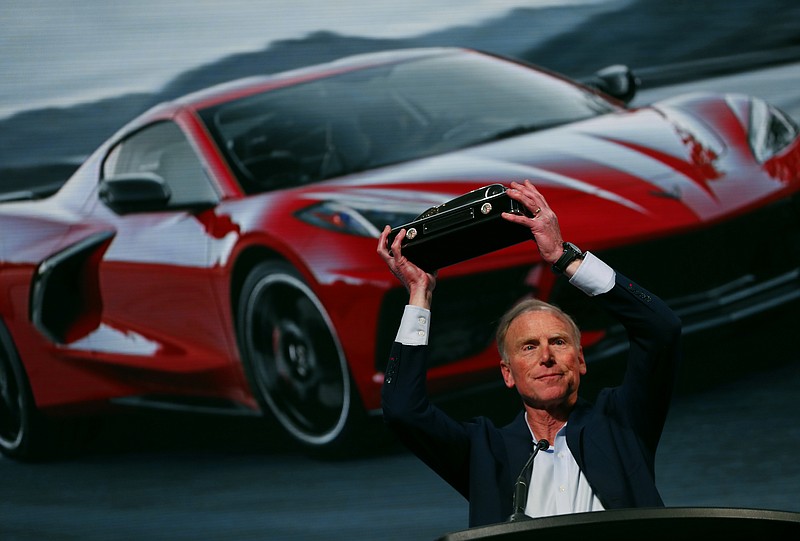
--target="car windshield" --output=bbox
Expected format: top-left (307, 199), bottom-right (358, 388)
top-left (200, 50), bottom-right (615, 194)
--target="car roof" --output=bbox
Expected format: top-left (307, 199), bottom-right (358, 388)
top-left (173, 47), bottom-right (468, 113)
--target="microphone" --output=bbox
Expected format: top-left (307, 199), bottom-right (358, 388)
top-left (508, 439), bottom-right (550, 522)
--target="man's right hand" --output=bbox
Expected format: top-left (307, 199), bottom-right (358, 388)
top-left (377, 225), bottom-right (437, 309)
top-left (502, 180), bottom-right (566, 265)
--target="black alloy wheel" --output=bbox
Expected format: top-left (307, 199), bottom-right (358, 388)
top-left (237, 261), bottom-right (357, 452)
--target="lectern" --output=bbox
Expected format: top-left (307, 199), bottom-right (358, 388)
top-left (436, 507), bottom-right (800, 540)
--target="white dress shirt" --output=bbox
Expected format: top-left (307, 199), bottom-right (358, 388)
top-left (523, 421), bottom-right (605, 518)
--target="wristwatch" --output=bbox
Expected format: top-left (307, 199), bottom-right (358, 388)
top-left (552, 242), bottom-right (585, 274)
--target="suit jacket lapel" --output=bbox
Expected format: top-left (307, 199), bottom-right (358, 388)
top-left (566, 397), bottom-right (592, 471)
top-left (503, 411), bottom-right (534, 479)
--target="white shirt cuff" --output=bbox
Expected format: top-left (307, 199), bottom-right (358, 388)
top-left (568, 251), bottom-right (615, 296)
top-left (396, 305), bottom-right (431, 345)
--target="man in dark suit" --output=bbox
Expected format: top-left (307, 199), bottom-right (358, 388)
top-left (377, 180), bottom-right (682, 528)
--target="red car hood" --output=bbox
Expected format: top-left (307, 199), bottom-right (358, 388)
top-left (303, 99), bottom-right (796, 250)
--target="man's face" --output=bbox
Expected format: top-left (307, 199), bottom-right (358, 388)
top-left (499, 310), bottom-right (586, 410)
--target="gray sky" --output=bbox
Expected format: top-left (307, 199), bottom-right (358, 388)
top-left (0, 0), bottom-right (606, 118)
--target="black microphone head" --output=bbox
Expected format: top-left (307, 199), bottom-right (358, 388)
top-left (536, 439), bottom-right (550, 451)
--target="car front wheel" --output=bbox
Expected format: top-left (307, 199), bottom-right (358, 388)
top-left (236, 261), bottom-right (363, 454)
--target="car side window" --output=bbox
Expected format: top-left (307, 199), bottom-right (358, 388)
top-left (103, 121), bottom-right (218, 209)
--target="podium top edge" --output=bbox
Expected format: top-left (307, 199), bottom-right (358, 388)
top-left (436, 507), bottom-right (800, 541)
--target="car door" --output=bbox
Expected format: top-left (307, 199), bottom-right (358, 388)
top-left (75, 120), bottom-right (241, 397)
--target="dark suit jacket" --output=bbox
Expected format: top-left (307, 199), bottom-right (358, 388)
top-left (382, 273), bottom-right (682, 527)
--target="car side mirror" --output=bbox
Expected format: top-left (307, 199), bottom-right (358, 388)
top-left (583, 64), bottom-right (640, 105)
top-left (99, 172), bottom-right (172, 214)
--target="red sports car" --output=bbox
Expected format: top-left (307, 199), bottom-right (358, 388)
top-left (1, 47), bottom-right (799, 461)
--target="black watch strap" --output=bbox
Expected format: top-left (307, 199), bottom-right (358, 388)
top-left (552, 242), bottom-right (584, 274)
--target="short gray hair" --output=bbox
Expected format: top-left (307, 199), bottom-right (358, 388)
top-left (495, 298), bottom-right (582, 363)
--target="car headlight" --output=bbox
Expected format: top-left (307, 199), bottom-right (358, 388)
top-left (748, 97), bottom-right (799, 163)
top-left (295, 201), bottom-right (421, 237)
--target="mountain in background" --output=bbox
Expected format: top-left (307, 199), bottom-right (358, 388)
top-left (2, 0), bottom-right (799, 194)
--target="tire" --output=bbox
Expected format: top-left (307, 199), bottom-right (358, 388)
top-left (236, 261), bottom-right (365, 455)
top-left (0, 319), bottom-right (52, 461)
